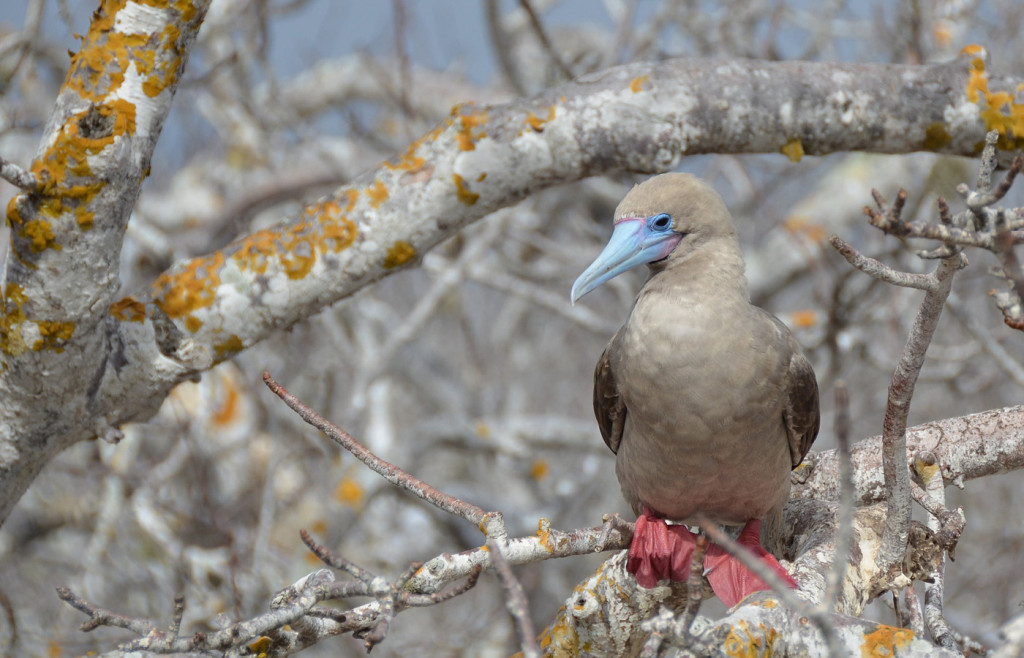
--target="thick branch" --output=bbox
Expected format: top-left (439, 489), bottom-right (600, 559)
top-left (793, 405), bottom-right (1024, 504)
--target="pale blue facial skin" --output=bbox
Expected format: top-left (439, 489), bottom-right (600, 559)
top-left (571, 214), bottom-right (681, 304)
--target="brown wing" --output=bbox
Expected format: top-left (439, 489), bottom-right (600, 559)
top-left (783, 349), bottom-right (820, 468)
top-left (593, 338), bottom-right (627, 455)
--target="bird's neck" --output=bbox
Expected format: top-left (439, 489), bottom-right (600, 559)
top-left (646, 238), bottom-right (749, 304)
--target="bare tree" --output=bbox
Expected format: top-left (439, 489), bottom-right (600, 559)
top-left (2, 1), bottom-right (1024, 656)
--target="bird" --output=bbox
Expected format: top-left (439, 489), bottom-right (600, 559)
top-left (571, 173), bottom-right (819, 607)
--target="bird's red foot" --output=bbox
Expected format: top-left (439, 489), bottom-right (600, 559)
top-left (626, 508), bottom-right (696, 588)
top-left (703, 519), bottom-right (798, 607)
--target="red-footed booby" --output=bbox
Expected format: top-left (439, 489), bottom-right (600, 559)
top-left (572, 173), bottom-right (819, 606)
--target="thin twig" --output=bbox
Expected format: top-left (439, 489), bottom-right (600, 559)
top-left (680, 533), bottom-right (708, 633)
top-left (904, 585), bottom-right (925, 635)
top-left (829, 236), bottom-right (936, 290)
top-left (824, 380), bottom-right (854, 614)
top-left (0, 155), bottom-right (39, 192)
top-left (520, 0), bottom-right (575, 80)
top-left (877, 252), bottom-right (963, 571)
top-left (169, 594), bottom-right (185, 641)
top-left (56, 586), bottom-right (156, 635)
top-left (263, 372), bottom-right (499, 532)
top-left (487, 537), bottom-right (540, 658)
top-left (485, 0), bottom-right (528, 95)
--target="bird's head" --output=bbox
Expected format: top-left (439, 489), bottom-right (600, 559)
top-left (570, 173), bottom-right (736, 304)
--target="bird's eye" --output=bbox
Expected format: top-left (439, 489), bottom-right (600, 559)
top-left (649, 213), bottom-right (672, 231)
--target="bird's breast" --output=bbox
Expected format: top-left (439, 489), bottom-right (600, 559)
top-left (611, 292), bottom-right (794, 524)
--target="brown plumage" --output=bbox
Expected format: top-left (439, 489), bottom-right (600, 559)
top-left (574, 173), bottom-right (819, 602)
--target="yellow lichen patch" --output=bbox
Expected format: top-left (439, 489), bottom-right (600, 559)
top-left (453, 173), bottom-right (480, 205)
top-left (912, 457), bottom-right (941, 484)
top-left (34, 320), bottom-right (75, 352)
top-left (629, 74), bottom-right (650, 93)
top-left (536, 607), bottom-right (579, 655)
top-left (344, 188), bottom-right (359, 212)
top-left (334, 477), bottom-right (364, 508)
top-left (790, 309), bottom-right (818, 329)
top-left (184, 315), bottom-right (203, 332)
top-left (229, 199), bottom-right (357, 281)
top-left (232, 229), bottom-right (278, 275)
top-left (214, 334), bottom-right (244, 362)
top-left (74, 207), bottom-right (95, 229)
top-left (21, 219), bottom-right (60, 252)
top-left (25, 99), bottom-right (136, 239)
top-left (382, 240), bottom-right (416, 269)
top-left (525, 105), bottom-right (557, 132)
top-left (530, 458), bottom-right (549, 481)
top-left (110, 297), bottom-right (146, 323)
top-left (65, 0), bottom-right (191, 103)
top-left (152, 252), bottom-right (225, 318)
top-left (861, 624), bottom-right (914, 657)
top-left (0, 283), bottom-right (29, 356)
top-left (723, 620), bottom-right (781, 657)
top-left (385, 123), bottom-right (446, 171)
top-left (367, 180), bottom-right (389, 208)
top-left (247, 636), bottom-right (272, 658)
top-left (537, 518), bottom-right (554, 551)
top-left (780, 138), bottom-right (804, 162)
top-left (475, 421), bottom-right (490, 438)
top-left (142, 21), bottom-right (184, 98)
top-left (280, 224), bottom-right (316, 280)
top-left (963, 46), bottom-right (1024, 148)
top-left (452, 103), bottom-right (488, 151)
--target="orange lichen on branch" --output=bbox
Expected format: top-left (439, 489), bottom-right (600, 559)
top-left (525, 105), bottom-right (557, 132)
top-left (34, 320), bottom-right (76, 352)
top-left (214, 334), bottom-right (244, 362)
top-left (536, 518), bottom-right (555, 552)
top-left (780, 138), bottom-right (804, 162)
top-left (110, 297), bottom-right (146, 323)
top-left (629, 74), bottom-right (650, 93)
top-left (343, 188), bottom-right (359, 212)
top-left (152, 252), bottom-right (225, 318)
top-left (65, 0), bottom-right (196, 102)
top-left (962, 45), bottom-right (1024, 148)
top-left (0, 283), bottom-right (29, 356)
top-left (21, 219), bottom-right (60, 252)
top-left (32, 102), bottom-right (136, 185)
top-left (723, 620), bottom-right (781, 657)
top-left (382, 240), bottom-right (416, 269)
top-left (228, 196), bottom-right (357, 282)
top-left (535, 606), bottom-right (579, 655)
top-left (861, 624), bottom-right (914, 657)
top-left (453, 173), bottom-right (480, 205)
top-left (367, 180), bottom-right (389, 208)
top-left (452, 102), bottom-right (489, 151)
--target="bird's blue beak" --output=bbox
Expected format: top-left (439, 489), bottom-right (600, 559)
top-left (571, 218), bottom-right (681, 304)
